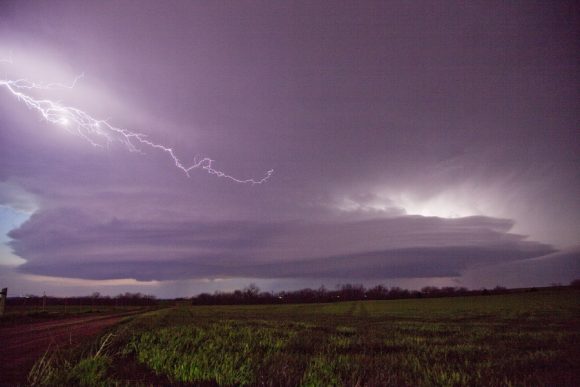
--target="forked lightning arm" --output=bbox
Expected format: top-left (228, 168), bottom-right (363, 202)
top-left (0, 63), bottom-right (273, 184)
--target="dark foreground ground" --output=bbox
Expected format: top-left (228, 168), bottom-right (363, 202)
top-left (0, 309), bottom-right (147, 385)
top-left (2, 289), bottom-right (579, 386)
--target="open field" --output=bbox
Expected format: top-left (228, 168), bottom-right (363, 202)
top-left (16, 288), bottom-right (580, 386)
top-left (0, 308), bottom-right (152, 384)
top-left (1, 305), bottom-right (144, 322)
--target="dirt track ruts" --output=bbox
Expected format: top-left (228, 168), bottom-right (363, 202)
top-left (0, 310), bottom-right (145, 385)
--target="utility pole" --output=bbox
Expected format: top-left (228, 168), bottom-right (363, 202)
top-left (0, 288), bottom-right (7, 316)
top-left (42, 292), bottom-right (46, 312)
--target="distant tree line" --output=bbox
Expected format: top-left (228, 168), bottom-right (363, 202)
top-left (191, 283), bottom-right (506, 305)
top-left (7, 292), bottom-right (157, 307)
top-left (5, 280), bottom-right (578, 307)
top-left (191, 281), bottom-right (580, 306)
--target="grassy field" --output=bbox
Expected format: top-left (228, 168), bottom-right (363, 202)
top-left (2, 304), bottom-right (135, 316)
top-left (30, 288), bottom-right (580, 386)
top-left (0, 305), bottom-right (149, 327)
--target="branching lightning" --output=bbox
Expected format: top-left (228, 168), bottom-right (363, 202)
top-left (0, 60), bottom-right (273, 184)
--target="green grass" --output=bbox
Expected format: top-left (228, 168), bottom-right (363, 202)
top-left (27, 333), bottom-right (115, 386)
top-left (33, 289), bottom-right (580, 386)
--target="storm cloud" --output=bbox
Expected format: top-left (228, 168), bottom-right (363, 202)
top-left (0, 1), bottom-right (578, 295)
top-left (11, 209), bottom-right (555, 281)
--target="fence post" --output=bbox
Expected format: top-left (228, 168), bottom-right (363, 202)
top-left (0, 288), bottom-right (7, 316)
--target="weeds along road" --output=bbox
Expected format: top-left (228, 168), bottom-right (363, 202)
top-left (0, 309), bottom-right (149, 385)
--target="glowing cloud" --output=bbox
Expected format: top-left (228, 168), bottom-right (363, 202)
top-left (394, 192), bottom-right (479, 219)
top-left (0, 60), bottom-right (273, 184)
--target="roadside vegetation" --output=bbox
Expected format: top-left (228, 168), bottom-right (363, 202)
top-left (27, 287), bottom-right (580, 386)
top-left (1, 292), bottom-right (162, 324)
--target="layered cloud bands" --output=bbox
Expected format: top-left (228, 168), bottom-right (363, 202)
top-left (1, 1), bottom-right (578, 294)
top-left (10, 208), bottom-right (557, 282)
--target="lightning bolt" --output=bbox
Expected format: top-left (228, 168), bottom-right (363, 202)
top-left (0, 60), bottom-right (273, 184)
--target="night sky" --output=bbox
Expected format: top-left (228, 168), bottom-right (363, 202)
top-left (0, 1), bottom-right (578, 297)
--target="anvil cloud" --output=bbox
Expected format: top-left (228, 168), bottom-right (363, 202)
top-left (0, 1), bottom-right (578, 296)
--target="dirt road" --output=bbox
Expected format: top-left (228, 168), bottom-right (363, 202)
top-left (0, 311), bottom-right (141, 385)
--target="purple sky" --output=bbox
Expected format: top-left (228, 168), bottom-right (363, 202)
top-left (0, 1), bottom-right (578, 297)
